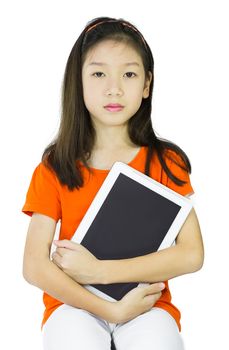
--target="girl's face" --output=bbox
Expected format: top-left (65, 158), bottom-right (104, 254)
top-left (82, 40), bottom-right (152, 130)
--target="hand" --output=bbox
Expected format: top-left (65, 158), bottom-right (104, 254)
top-left (112, 282), bottom-right (165, 324)
top-left (51, 239), bottom-right (101, 285)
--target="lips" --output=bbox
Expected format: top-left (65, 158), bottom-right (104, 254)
top-left (105, 104), bottom-right (124, 108)
top-left (104, 103), bottom-right (124, 112)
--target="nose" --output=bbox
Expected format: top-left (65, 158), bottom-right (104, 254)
top-left (105, 78), bottom-right (123, 96)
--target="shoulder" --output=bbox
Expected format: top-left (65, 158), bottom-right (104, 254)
top-left (164, 149), bottom-right (190, 173)
top-left (27, 160), bottom-right (62, 197)
top-left (33, 160), bottom-right (59, 183)
top-left (22, 161), bottom-right (62, 221)
top-left (163, 149), bottom-right (194, 196)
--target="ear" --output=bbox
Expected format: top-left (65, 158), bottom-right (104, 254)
top-left (143, 71), bottom-right (153, 99)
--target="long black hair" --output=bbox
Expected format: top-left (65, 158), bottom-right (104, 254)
top-left (42, 16), bottom-right (191, 191)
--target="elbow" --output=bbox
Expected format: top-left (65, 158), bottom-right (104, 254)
top-left (23, 256), bottom-right (48, 286)
top-left (23, 272), bottom-right (34, 285)
top-left (188, 249), bottom-right (204, 273)
top-left (23, 258), bottom-right (37, 285)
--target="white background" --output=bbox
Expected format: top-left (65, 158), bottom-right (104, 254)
top-left (1, 0), bottom-right (228, 349)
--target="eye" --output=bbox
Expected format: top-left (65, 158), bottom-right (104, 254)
top-left (91, 71), bottom-right (137, 78)
top-left (92, 72), bottom-right (105, 78)
top-left (124, 72), bottom-right (137, 78)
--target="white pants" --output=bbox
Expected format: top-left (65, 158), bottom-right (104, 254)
top-left (42, 304), bottom-right (185, 350)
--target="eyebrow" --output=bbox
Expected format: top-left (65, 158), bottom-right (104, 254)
top-left (87, 62), bottom-right (140, 67)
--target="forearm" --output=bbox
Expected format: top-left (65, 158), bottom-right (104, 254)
top-left (101, 244), bottom-right (202, 284)
top-left (24, 258), bottom-right (117, 323)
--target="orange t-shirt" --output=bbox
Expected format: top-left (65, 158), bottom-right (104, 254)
top-left (22, 146), bottom-right (194, 331)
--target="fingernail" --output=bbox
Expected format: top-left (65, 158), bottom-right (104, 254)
top-left (159, 283), bottom-right (165, 289)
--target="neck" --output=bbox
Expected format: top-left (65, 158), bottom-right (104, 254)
top-left (93, 124), bottom-right (135, 151)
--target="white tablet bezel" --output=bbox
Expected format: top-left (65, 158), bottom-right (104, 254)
top-left (71, 161), bottom-right (193, 302)
top-left (72, 161), bottom-right (193, 250)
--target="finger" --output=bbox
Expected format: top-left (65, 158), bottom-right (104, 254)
top-left (54, 239), bottom-right (78, 250)
top-left (145, 283), bottom-right (165, 294)
top-left (51, 252), bottom-right (63, 268)
top-left (144, 291), bottom-right (162, 302)
top-left (55, 247), bottom-right (68, 257)
top-left (51, 250), bottom-right (62, 259)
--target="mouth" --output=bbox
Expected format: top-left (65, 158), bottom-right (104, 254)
top-left (104, 104), bottom-right (124, 112)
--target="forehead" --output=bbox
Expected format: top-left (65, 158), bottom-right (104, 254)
top-left (83, 40), bottom-right (143, 68)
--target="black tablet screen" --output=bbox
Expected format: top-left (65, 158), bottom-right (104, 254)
top-left (81, 173), bottom-right (181, 300)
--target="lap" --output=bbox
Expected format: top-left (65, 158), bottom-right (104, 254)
top-left (42, 304), bottom-right (112, 350)
top-left (42, 305), bottom-right (185, 350)
top-left (113, 307), bottom-right (185, 350)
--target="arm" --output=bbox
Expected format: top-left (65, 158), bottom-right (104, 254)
top-left (100, 207), bottom-right (204, 284)
top-left (23, 213), bottom-right (166, 324)
top-left (22, 213), bottom-right (118, 323)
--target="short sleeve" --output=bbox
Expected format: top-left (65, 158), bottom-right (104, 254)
top-left (22, 162), bottom-right (62, 221)
top-left (165, 151), bottom-right (194, 197)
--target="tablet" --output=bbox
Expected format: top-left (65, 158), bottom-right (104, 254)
top-left (71, 161), bottom-right (193, 302)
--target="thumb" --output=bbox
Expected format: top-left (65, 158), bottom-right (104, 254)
top-left (53, 239), bottom-right (77, 250)
top-left (146, 282), bottom-right (165, 294)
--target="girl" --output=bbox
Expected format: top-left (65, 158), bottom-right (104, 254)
top-left (22, 16), bottom-right (204, 350)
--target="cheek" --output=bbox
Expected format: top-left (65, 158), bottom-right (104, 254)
top-left (82, 81), bottom-right (96, 107)
top-left (128, 80), bottom-right (144, 95)
top-left (129, 86), bottom-right (145, 103)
